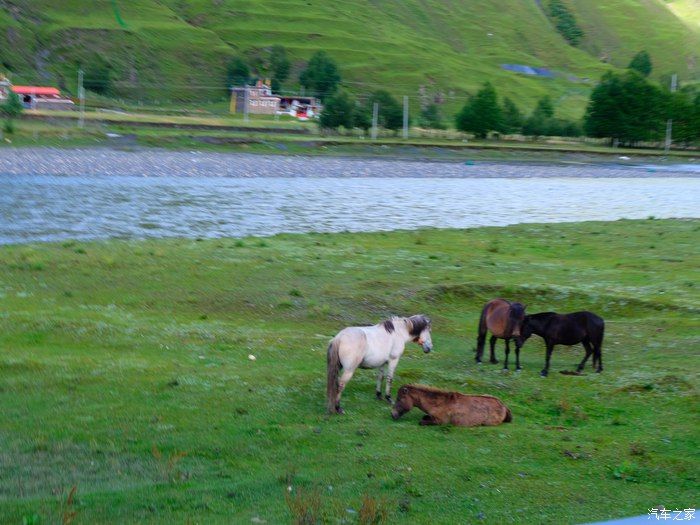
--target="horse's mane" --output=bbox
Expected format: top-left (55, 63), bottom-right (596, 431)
top-left (381, 318), bottom-right (396, 333)
top-left (404, 384), bottom-right (502, 402)
top-left (527, 311), bottom-right (556, 320)
top-left (379, 315), bottom-right (430, 335)
top-left (406, 314), bottom-right (431, 336)
top-left (404, 384), bottom-right (450, 395)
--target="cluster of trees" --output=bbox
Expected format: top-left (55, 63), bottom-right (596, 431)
top-left (585, 71), bottom-right (700, 145)
top-left (455, 83), bottom-right (581, 138)
top-left (585, 51), bottom-right (700, 145)
top-left (226, 45), bottom-right (292, 93)
top-left (320, 89), bottom-right (403, 131)
top-left (321, 88), bottom-right (448, 132)
top-left (226, 47), bottom-right (341, 101)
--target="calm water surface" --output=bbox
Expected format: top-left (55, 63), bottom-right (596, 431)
top-left (1, 172), bottom-right (698, 244)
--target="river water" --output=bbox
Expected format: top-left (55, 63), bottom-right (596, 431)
top-left (1, 151), bottom-right (698, 244)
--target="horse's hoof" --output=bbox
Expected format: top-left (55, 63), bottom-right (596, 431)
top-left (540, 371), bottom-right (548, 377)
top-left (375, 391), bottom-right (382, 400)
top-left (516, 367), bottom-right (522, 372)
top-left (502, 367), bottom-right (509, 371)
top-left (596, 368), bottom-right (603, 373)
top-left (490, 360), bottom-right (499, 364)
top-left (385, 395), bottom-right (393, 404)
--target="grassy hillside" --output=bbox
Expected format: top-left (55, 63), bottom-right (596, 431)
top-left (1, 0), bottom-right (698, 118)
top-left (665, 0), bottom-right (700, 30)
top-left (0, 220), bottom-right (698, 523)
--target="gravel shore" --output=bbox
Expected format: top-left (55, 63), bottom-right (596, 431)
top-left (1, 147), bottom-right (698, 178)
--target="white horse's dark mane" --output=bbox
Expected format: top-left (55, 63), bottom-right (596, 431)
top-left (381, 315), bottom-right (430, 335)
top-left (407, 314), bottom-right (431, 337)
top-left (381, 319), bottom-right (395, 333)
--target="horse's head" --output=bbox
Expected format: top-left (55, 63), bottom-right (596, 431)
top-left (391, 385), bottom-right (414, 420)
top-left (509, 302), bottom-right (526, 338)
top-left (407, 315), bottom-right (432, 353)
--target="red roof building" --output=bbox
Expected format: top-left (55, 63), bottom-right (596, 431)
top-left (10, 84), bottom-right (75, 111)
top-left (12, 86), bottom-right (61, 96)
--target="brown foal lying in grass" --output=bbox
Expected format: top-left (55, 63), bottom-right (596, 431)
top-left (391, 384), bottom-right (512, 426)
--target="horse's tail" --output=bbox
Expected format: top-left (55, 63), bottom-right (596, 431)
top-left (475, 304), bottom-right (488, 360)
top-left (504, 406), bottom-right (513, 423)
top-left (326, 338), bottom-right (341, 414)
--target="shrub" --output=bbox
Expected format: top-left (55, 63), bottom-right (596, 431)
top-left (628, 50), bottom-right (652, 78)
top-left (418, 103), bottom-right (445, 129)
top-left (548, 0), bottom-right (584, 46)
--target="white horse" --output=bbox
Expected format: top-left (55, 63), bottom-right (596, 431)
top-left (326, 315), bottom-right (433, 414)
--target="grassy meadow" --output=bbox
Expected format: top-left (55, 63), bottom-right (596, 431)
top-left (0, 219), bottom-right (698, 523)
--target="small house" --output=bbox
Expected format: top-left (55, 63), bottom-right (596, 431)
top-left (230, 80), bottom-right (280, 115)
top-left (11, 85), bottom-right (75, 110)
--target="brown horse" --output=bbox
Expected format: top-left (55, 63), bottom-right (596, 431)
top-left (475, 298), bottom-right (526, 370)
top-left (391, 384), bottom-right (512, 426)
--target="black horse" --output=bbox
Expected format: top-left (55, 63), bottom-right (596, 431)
top-left (521, 311), bottom-right (604, 377)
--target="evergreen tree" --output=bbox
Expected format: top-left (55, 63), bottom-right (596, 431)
top-left (693, 92), bottom-right (700, 141)
top-left (352, 102), bottom-right (372, 131)
top-left (501, 97), bottom-right (523, 133)
top-left (84, 57), bottom-right (112, 95)
top-left (319, 90), bottom-right (354, 129)
top-left (628, 50), bottom-right (652, 78)
top-left (1, 91), bottom-right (22, 118)
top-left (584, 72), bottom-right (624, 140)
top-left (1, 91), bottom-right (22, 135)
top-left (269, 45), bottom-right (290, 92)
top-left (299, 51), bottom-right (340, 102)
top-left (523, 95), bottom-right (556, 136)
top-left (226, 57), bottom-right (251, 88)
top-left (666, 89), bottom-right (700, 145)
top-left (455, 82), bottom-right (502, 138)
top-left (584, 71), bottom-right (665, 144)
top-left (534, 95), bottom-right (555, 118)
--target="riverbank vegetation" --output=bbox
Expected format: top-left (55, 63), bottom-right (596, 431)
top-left (4, 117), bottom-right (700, 163)
top-left (0, 219), bottom-right (697, 523)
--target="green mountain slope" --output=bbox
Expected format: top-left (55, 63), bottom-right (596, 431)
top-left (1, 0), bottom-right (698, 117)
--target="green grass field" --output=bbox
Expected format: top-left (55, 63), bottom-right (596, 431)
top-left (1, 0), bottom-right (698, 118)
top-left (5, 117), bottom-right (700, 161)
top-left (0, 219), bottom-right (698, 523)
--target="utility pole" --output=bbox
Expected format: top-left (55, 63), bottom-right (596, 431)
top-left (664, 74), bottom-right (677, 155)
top-left (402, 96), bottom-right (409, 140)
top-left (78, 68), bottom-right (85, 129)
top-left (371, 102), bottom-right (379, 140)
top-left (243, 85), bottom-right (249, 123)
